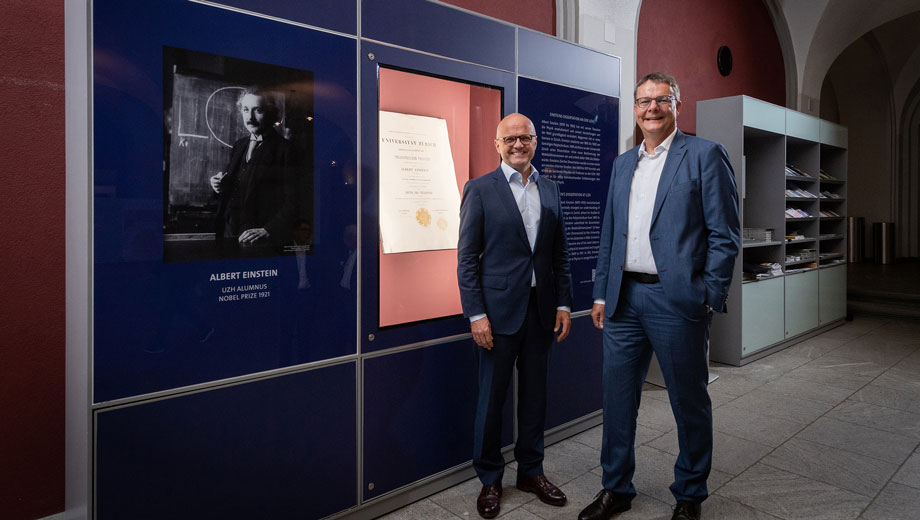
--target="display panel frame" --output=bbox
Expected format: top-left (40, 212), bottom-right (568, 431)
top-left (360, 42), bottom-right (515, 353)
top-left (92, 0), bottom-right (359, 403)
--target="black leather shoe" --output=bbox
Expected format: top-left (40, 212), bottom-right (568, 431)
top-left (476, 484), bottom-right (502, 519)
top-left (516, 473), bottom-right (567, 506)
top-left (577, 489), bottom-right (632, 520)
top-left (671, 500), bottom-right (701, 520)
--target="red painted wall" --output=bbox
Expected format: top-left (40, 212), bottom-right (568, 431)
top-left (441, 0), bottom-right (555, 35)
top-left (637, 0), bottom-right (785, 135)
top-left (0, 0), bottom-right (66, 518)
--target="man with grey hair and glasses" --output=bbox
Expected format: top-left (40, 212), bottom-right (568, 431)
top-left (579, 72), bottom-right (740, 520)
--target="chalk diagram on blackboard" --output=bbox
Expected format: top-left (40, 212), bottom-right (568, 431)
top-left (162, 46), bottom-right (314, 263)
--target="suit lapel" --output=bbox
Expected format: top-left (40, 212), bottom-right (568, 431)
top-left (615, 148), bottom-right (640, 224)
top-left (490, 168), bottom-right (530, 248)
top-left (650, 131), bottom-right (687, 227)
top-left (534, 176), bottom-right (553, 250)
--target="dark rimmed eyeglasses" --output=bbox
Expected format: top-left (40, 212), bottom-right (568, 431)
top-left (635, 95), bottom-right (676, 109)
top-left (496, 134), bottom-right (536, 145)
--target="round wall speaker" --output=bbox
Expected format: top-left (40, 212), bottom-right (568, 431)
top-left (717, 46), bottom-right (733, 76)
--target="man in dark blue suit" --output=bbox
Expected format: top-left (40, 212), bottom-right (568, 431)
top-left (458, 113), bottom-right (573, 519)
top-left (579, 73), bottom-right (740, 520)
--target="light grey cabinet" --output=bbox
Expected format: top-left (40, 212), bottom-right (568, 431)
top-left (699, 96), bottom-right (847, 365)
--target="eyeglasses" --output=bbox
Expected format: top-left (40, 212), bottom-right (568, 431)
top-left (497, 134), bottom-right (536, 145)
top-left (635, 95), bottom-right (676, 109)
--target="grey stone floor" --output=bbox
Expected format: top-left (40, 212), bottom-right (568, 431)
top-left (378, 316), bottom-right (920, 519)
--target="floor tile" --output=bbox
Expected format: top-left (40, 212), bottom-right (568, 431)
top-left (723, 388), bottom-right (832, 425)
top-left (705, 372), bottom-right (766, 397)
top-left (849, 382), bottom-right (920, 415)
top-left (762, 437), bottom-right (898, 496)
top-left (796, 416), bottom-right (917, 464)
top-left (570, 424), bottom-right (604, 450)
top-left (636, 397), bottom-right (677, 433)
top-left (701, 494), bottom-right (783, 519)
top-left (646, 429), bottom-right (773, 476)
top-left (711, 351), bottom-right (809, 382)
top-left (780, 335), bottom-right (847, 359)
top-left (861, 482), bottom-right (920, 520)
top-left (716, 463), bottom-right (870, 519)
top-left (891, 452), bottom-right (920, 489)
top-left (379, 498), bottom-right (461, 519)
top-left (892, 349), bottom-right (920, 374)
top-left (713, 402), bottom-right (804, 447)
top-left (542, 437), bottom-right (602, 482)
top-left (830, 335), bottom-right (919, 366)
top-left (785, 356), bottom-right (887, 390)
top-left (827, 400), bottom-right (920, 439)
top-left (758, 375), bottom-right (854, 405)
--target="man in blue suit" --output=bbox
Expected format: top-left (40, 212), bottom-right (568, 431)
top-left (458, 113), bottom-right (573, 519)
top-left (578, 73), bottom-right (740, 520)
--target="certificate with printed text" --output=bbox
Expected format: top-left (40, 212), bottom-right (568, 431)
top-left (378, 111), bottom-right (461, 254)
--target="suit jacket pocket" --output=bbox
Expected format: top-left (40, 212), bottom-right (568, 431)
top-left (482, 274), bottom-right (507, 289)
top-left (670, 179), bottom-right (699, 193)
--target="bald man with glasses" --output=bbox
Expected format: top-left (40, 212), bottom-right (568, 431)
top-left (458, 113), bottom-right (573, 519)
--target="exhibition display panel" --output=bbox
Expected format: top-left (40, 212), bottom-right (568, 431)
top-left (67, 1), bottom-right (621, 518)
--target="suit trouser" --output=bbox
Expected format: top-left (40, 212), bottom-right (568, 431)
top-left (473, 289), bottom-right (553, 486)
top-left (600, 277), bottom-right (712, 502)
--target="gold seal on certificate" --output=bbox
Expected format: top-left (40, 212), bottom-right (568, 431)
top-left (416, 208), bottom-right (431, 227)
top-left (437, 217), bottom-right (448, 230)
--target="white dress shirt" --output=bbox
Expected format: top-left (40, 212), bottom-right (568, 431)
top-left (469, 161), bottom-right (569, 322)
top-left (595, 128), bottom-right (677, 306)
top-left (625, 128), bottom-right (677, 274)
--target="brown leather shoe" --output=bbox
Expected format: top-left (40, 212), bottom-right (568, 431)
top-left (476, 484), bottom-right (502, 519)
top-left (671, 500), bottom-right (701, 520)
top-left (516, 474), bottom-right (567, 506)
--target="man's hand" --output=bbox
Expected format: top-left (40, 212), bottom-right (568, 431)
top-left (590, 303), bottom-right (605, 330)
top-left (554, 310), bottom-right (571, 341)
top-left (210, 171), bottom-right (227, 193)
top-left (471, 317), bottom-right (493, 350)
top-left (239, 227), bottom-right (270, 244)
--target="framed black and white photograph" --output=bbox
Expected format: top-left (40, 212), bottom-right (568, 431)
top-left (162, 46), bottom-right (315, 262)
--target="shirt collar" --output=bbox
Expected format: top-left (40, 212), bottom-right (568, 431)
top-left (500, 161), bottom-right (539, 184)
top-left (638, 127), bottom-right (678, 158)
top-left (250, 133), bottom-right (264, 142)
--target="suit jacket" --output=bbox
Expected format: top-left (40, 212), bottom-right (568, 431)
top-left (215, 130), bottom-right (298, 243)
top-left (457, 166), bottom-right (573, 336)
top-left (592, 130), bottom-right (740, 320)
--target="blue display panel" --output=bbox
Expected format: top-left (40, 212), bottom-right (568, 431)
top-left (545, 315), bottom-right (603, 429)
top-left (518, 77), bottom-right (619, 311)
top-left (362, 0), bottom-right (515, 72)
top-left (518, 29), bottom-right (620, 98)
top-left (93, 0), bottom-right (358, 402)
top-left (360, 42), bottom-right (515, 353)
top-left (363, 339), bottom-right (513, 499)
top-left (95, 362), bottom-right (357, 519)
top-left (203, 0), bottom-right (357, 34)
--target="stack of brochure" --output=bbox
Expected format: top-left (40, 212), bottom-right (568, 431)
top-left (785, 188), bottom-right (817, 198)
top-left (819, 190), bottom-right (842, 199)
top-left (820, 209), bottom-right (841, 217)
top-left (785, 233), bottom-right (807, 242)
top-left (786, 208), bottom-right (812, 218)
top-left (785, 164), bottom-right (812, 178)
top-left (742, 262), bottom-right (783, 281)
top-left (819, 169), bottom-right (838, 180)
